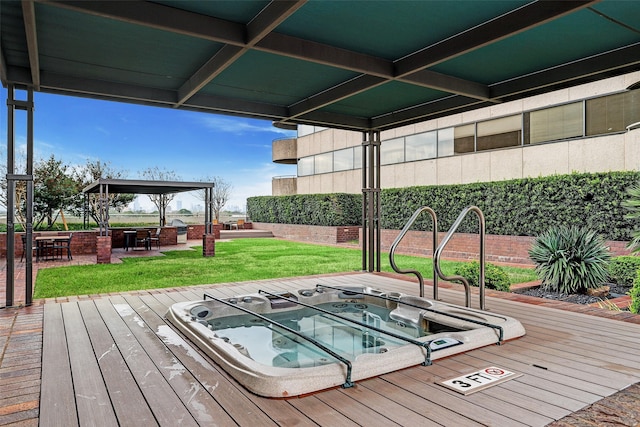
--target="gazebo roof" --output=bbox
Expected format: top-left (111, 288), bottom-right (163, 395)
top-left (82, 178), bottom-right (214, 195)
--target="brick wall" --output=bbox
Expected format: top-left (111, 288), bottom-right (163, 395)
top-left (0, 226), bottom-right (189, 258)
top-left (252, 223), bottom-right (632, 265)
top-left (253, 223), bottom-right (359, 245)
top-left (0, 231), bottom-right (98, 257)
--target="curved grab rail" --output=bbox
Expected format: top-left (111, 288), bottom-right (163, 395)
top-left (626, 121), bottom-right (640, 131)
top-left (433, 206), bottom-right (486, 309)
top-left (389, 206), bottom-right (438, 298)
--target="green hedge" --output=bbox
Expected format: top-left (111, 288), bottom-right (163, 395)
top-left (249, 171), bottom-right (640, 240)
top-left (247, 193), bottom-right (361, 226)
top-left (608, 256), bottom-right (640, 287)
top-left (380, 171), bottom-right (639, 241)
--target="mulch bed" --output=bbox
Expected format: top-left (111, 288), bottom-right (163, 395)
top-left (514, 283), bottom-right (632, 307)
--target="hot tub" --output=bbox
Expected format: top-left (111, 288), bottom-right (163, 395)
top-left (166, 284), bottom-right (525, 397)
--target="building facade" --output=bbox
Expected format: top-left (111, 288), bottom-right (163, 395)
top-left (272, 72), bottom-right (640, 196)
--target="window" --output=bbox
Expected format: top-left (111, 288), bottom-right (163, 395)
top-left (527, 102), bottom-right (582, 144)
top-left (354, 146), bottom-right (363, 169)
top-left (437, 128), bottom-right (454, 157)
top-left (405, 131), bottom-right (437, 161)
top-left (297, 156), bottom-right (314, 176)
top-left (333, 148), bottom-right (354, 171)
top-left (381, 137), bottom-right (405, 165)
top-left (454, 124), bottom-right (475, 154)
top-left (586, 89), bottom-right (640, 135)
top-left (298, 125), bottom-right (327, 137)
top-left (314, 152), bottom-right (333, 174)
top-left (477, 115), bottom-right (521, 151)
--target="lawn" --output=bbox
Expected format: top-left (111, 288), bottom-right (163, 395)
top-left (34, 238), bottom-right (537, 298)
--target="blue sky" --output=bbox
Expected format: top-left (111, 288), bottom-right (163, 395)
top-left (0, 86), bottom-right (297, 212)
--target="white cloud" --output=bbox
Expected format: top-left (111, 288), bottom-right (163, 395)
top-left (194, 115), bottom-right (296, 137)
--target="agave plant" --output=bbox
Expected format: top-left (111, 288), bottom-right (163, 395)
top-left (529, 225), bottom-right (610, 294)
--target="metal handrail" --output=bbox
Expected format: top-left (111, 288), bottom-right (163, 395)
top-left (626, 121), bottom-right (640, 131)
top-left (389, 206), bottom-right (438, 298)
top-left (203, 292), bottom-right (355, 388)
top-left (433, 206), bottom-right (486, 310)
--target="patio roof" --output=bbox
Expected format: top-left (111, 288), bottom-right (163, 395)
top-left (82, 178), bottom-right (214, 195)
top-left (2, 1), bottom-right (640, 132)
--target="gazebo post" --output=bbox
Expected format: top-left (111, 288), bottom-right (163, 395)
top-left (96, 182), bottom-right (112, 264)
top-left (203, 186), bottom-right (215, 257)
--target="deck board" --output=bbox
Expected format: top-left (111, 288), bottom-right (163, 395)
top-left (40, 304), bottom-right (78, 427)
top-left (93, 299), bottom-right (200, 427)
top-left (33, 273), bottom-right (640, 426)
top-left (60, 302), bottom-right (118, 426)
top-left (77, 300), bottom-right (158, 427)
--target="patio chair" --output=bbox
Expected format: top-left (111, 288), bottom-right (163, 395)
top-left (237, 219), bottom-right (245, 229)
top-left (149, 227), bottom-right (161, 250)
top-left (20, 234), bottom-right (38, 262)
top-left (53, 233), bottom-right (73, 260)
top-left (135, 229), bottom-right (150, 250)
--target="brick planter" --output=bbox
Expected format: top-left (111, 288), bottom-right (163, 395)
top-left (96, 236), bottom-right (112, 264)
top-left (203, 234), bottom-right (215, 257)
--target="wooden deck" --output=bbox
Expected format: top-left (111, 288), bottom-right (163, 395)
top-left (2, 272), bottom-right (640, 426)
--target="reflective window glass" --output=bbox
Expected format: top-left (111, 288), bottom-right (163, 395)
top-left (477, 115), bottom-right (521, 151)
top-left (381, 138), bottom-right (405, 165)
top-left (354, 146), bottom-right (363, 169)
top-left (314, 152), bottom-right (333, 174)
top-left (297, 156), bottom-right (314, 176)
top-left (528, 102), bottom-right (582, 144)
top-left (438, 128), bottom-right (454, 157)
top-left (405, 132), bottom-right (436, 161)
top-left (333, 148), bottom-right (354, 171)
top-left (454, 124), bottom-right (475, 154)
top-left (586, 90), bottom-right (640, 135)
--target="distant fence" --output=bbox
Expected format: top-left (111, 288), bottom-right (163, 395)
top-left (0, 213), bottom-right (247, 226)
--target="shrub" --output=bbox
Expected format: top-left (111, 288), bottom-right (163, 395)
top-left (529, 225), bottom-right (610, 294)
top-left (622, 183), bottom-right (640, 252)
top-left (608, 256), bottom-right (640, 287)
top-left (631, 272), bottom-right (640, 314)
top-left (454, 261), bottom-right (511, 292)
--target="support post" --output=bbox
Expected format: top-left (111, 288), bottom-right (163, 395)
top-left (203, 186), bottom-right (215, 256)
top-left (96, 182), bottom-right (111, 263)
top-left (4, 85), bottom-right (35, 307)
top-left (361, 130), bottom-right (381, 272)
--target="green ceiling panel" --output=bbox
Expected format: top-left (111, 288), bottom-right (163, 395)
top-left (323, 81), bottom-right (448, 118)
top-left (35, 3), bottom-right (222, 89)
top-left (152, 0), bottom-right (270, 24)
top-left (276, 0), bottom-right (529, 60)
top-left (432, 7), bottom-right (640, 84)
top-left (202, 50), bottom-right (359, 105)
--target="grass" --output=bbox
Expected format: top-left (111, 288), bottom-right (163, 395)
top-left (34, 238), bottom-right (537, 298)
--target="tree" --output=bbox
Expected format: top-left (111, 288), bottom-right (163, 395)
top-left (141, 167), bottom-right (180, 226)
top-left (72, 160), bottom-right (135, 225)
top-left (33, 155), bottom-right (78, 228)
top-left (197, 176), bottom-right (232, 221)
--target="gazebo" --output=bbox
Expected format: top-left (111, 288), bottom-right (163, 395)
top-left (82, 178), bottom-right (216, 263)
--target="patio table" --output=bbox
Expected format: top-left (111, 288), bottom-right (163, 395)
top-left (35, 235), bottom-right (70, 261)
top-left (123, 230), bottom-right (136, 251)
